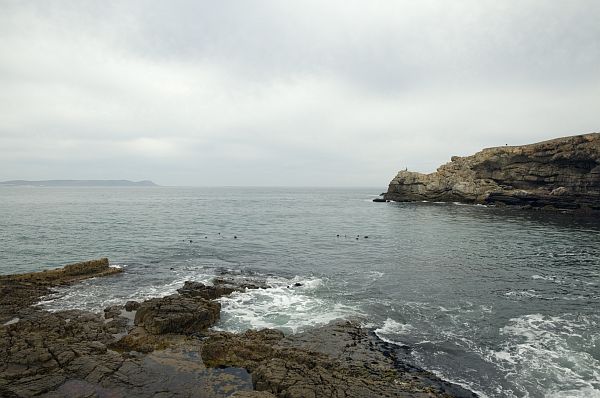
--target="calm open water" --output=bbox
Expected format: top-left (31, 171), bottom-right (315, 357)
top-left (1, 186), bottom-right (599, 397)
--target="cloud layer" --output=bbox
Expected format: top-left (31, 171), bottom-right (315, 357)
top-left (1, 1), bottom-right (599, 186)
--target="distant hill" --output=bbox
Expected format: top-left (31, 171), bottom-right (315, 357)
top-left (0, 180), bottom-right (158, 187)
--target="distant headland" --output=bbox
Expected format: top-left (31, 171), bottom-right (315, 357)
top-left (382, 132), bottom-right (600, 213)
top-left (0, 180), bottom-right (158, 187)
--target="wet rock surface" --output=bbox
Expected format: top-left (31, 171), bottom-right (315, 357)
top-left (1, 264), bottom-right (477, 397)
top-left (177, 277), bottom-right (269, 300)
top-left (0, 258), bottom-right (121, 324)
top-left (134, 294), bottom-right (221, 335)
top-left (384, 133), bottom-right (600, 212)
top-left (202, 321), bottom-right (477, 398)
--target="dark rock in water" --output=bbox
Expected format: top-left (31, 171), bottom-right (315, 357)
top-left (372, 198), bottom-right (387, 202)
top-left (213, 276), bottom-right (270, 290)
top-left (104, 305), bottom-right (122, 319)
top-left (125, 300), bottom-right (141, 311)
top-left (384, 133), bottom-right (600, 212)
top-left (178, 277), bottom-right (270, 299)
top-left (178, 281), bottom-right (236, 300)
top-left (293, 282), bottom-right (302, 287)
top-left (134, 294), bottom-right (220, 335)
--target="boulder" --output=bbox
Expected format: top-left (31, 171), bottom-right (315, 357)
top-left (124, 300), bottom-right (140, 311)
top-left (104, 305), bottom-right (122, 319)
top-left (134, 294), bottom-right (220, 335)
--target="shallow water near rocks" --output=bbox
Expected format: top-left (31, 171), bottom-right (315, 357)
top-left (1, 186), bottom-right (599, 397)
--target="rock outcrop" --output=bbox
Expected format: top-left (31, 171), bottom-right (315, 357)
top-left (384, 133), bottom-right (600, 211)
top-left (0, 258), bottom-right (121, 323)
top-left (1, 265), bottom-right (477, 398)
top-left (202, 321), bottom-right (477, 398)
top-left (134, 294), bottom-right (221, 335)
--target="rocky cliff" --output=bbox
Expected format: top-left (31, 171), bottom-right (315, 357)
top-left (384, 133), bottom-right (600, 212)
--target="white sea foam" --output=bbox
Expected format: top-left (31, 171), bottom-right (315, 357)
top-left (531, 274), bottom-right (547, 280)
top-left (367, 271), bottom-right (384, 280)
top-left (216, 275), bottom-right (359, 334)
top-left (486, 313), bottom-right (600, 398)
top-left (504, 290), bottom-right (542, 299)
top-left (3, 317), bottom-right (19, 326)
top-left (374, 318), bottom-right (414, 344)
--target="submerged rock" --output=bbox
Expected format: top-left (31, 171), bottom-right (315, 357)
top-left (178, 277), bottom-right (270, 301)
top-left (213, 276), bottom-right (270, 290)
top-left (177, 281), bottom-right (237, 300)
top-left (384, 133), bottom-right (600, 212)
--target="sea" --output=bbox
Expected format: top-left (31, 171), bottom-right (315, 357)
top-left (1, 186), bottom-right (599, 398)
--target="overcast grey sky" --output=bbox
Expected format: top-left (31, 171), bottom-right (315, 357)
top-left (1, 1), bottom-right (598, 186)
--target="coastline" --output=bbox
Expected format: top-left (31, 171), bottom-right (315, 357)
top-left (383, 133), bottom-right (600, 213)
top-left (1, 259), bottom-right (477, 398)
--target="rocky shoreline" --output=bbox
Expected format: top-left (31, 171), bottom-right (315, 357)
top-left (383, 133), bottom-right (600, 213)
top-left (1, 259), bottom-right (478, 398)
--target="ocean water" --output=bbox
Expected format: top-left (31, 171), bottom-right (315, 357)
top-left (1, 186), bottom-right (599, 397)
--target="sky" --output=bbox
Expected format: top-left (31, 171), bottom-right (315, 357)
top-left (1, 1), bottom-right (599, 187)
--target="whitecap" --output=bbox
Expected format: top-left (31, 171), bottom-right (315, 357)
top-left (485, 313), bottom-right (600, 398)
top-left (374, 318), bottom-right (414, 344)
top-left (216, 275), bottom-right (359, 334)
top-left (3, 317), bottom-right (19, 326)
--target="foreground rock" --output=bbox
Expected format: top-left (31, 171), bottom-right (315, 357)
top-left (202, 321), bottom-right (477, 398)
top-left (1, 264), bottom-right (477, 397)
top-left (0, 268), bottom-right (253, 397)
top-left (384, 133), bottom-right (600, 212)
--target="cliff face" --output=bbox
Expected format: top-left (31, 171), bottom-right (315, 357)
top-left (384, 133), bottom-right (600, 211)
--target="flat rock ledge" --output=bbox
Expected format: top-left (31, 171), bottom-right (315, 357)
top-left (383, 133), bottom-right (600, 213)
top-left (1, 260), bottom-right (477, 398)
top-left (0, 258), bottom-right (121, 324)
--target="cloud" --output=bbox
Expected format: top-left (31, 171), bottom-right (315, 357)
top-left (0, 0), bottom-right (599, 186)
